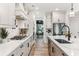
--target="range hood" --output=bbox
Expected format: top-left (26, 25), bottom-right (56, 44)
top-left (16, 3), bottom-right (28, 20)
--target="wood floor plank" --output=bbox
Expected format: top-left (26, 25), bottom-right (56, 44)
top-left (30, 39), bottom-right (49, 56)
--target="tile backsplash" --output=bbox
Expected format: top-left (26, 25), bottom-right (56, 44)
top-left (6, 28), bottom-right (19, 38)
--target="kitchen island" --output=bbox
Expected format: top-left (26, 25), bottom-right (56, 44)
top-left (48, 36), bottom-right (79, 56)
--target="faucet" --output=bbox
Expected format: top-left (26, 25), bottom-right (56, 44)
top-left (62, 24), bottom-right (71, 41)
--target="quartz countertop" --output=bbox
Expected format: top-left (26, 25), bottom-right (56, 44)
top-left (48, 36), bottom-right (79, 56)
top-left (0, 34), bottom-right (33, 56)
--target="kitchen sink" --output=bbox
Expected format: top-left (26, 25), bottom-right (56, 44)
top-left (55, 39), bottom-right (71, 44)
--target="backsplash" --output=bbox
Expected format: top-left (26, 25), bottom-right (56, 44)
top-left (6, 28), bottom-right (19, 38)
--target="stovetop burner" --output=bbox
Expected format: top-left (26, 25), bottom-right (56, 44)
top-left (11, 36), bottom-right (26, 40)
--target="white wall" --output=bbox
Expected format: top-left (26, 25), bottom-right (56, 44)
top-left (69, 17), bottom-right (79, 38)
top-left (45, 12), bottom-right (52, 28)
top-left (0, 3), bottom-right (15, 27)
top-left (52, 11), bottom-right (66, 23)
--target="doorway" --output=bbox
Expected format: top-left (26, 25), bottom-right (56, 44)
top-left (36, 20), bottom-right (44, 39)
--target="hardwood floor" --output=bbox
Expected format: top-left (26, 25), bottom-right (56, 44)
top-left (30, 39), bottom-right (49, 56)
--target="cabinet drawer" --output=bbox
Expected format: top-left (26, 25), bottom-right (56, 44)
top-left (21, 42), bottom-right (30, 56)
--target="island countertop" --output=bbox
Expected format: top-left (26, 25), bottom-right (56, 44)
top-left (48, 36), bottom-right (79, 56)
top-left (0, 33), bottom-right (33, 56)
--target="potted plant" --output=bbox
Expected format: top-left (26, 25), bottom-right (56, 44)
top-left (0, 28), bottom-right (8, 43)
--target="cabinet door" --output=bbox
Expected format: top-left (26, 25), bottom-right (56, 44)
top-left (48, 39), bottom-right (67, 56)
top-left (21, 40), bottom-right (30, 56)
top-left (9, 47), bottom-right (22, 56)
top-left (0, 4), bottom-right (9, 25)
top-left (51, 42), bottom-right (65, 56)
top-left (8, 3), bottom-right (15, 26)
top-left (50, 42), bottom-right (56, 56)
top-left (0, 3), bottom-right (15, 27)
top-left (48, 39), bottom-right (52, 56)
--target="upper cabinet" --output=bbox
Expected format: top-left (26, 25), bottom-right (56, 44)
top-left (52, 11), bottom-right (66, 23)
top-left (0, 3), bottom-right (15, 27)
top-left (46, 12), bottom-right (52, 28)
top-left (15, 3), bottom-right (28, 20)
top-left (15, 3), bottom-right (30, 29)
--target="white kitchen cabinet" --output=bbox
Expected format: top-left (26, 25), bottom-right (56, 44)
top-left (8, 35), bottom-right (35, 56)
top-left (27, 36), bottom-right (35, 56)
top-left (8, 4), bottom-right (15, 26)
top-left (22, 41), bottom-right (29, 56)
top-left (15, 3), bottom-right (28, 20)
top-left (20, 37), bottom-right (35, 56)
top-left (9, 43), bottom-right (28, 56)
top-left (46, 12), bottom-right (52, 28)
top-left (29, 36), bottom-right (34, 48)
top-left (21, 37), bottom-right (35, 56)
top-left (9, 46), bottom-right (22, 56)
top-left (0, 3), bottom-right (15, 27)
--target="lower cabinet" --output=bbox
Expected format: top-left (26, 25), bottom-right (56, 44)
top-left (20, 42), bottom-right (29, 56)
top-left (9, 36), bottom-right (35, 56)
top-left (48, 39), bottom-right (67, 56)
top-left (51, 42), bottom-right (63, 56)
top-left (9, 46), bottom-right (23, 56)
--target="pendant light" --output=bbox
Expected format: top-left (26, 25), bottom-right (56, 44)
top-left (69, 3), bottom-right (75, 17)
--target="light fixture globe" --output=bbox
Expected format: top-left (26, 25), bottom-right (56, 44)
top-left (69, 11), bottom-right (75, 17)
top-left (69, 3), bottom-right (75, 17)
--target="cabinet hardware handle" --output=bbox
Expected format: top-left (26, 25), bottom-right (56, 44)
top-left (62, 53), bottom-right (67, 56)
top-left (28, 43), bottom-right (29, 47)
top-left (52, 47), bottom-right (54, 53)
top-left (20, 52), bottom-right (23, 56)
top-left (11, 54), bottom-right (14, 56)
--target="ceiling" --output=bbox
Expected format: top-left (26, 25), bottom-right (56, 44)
top-left (24, 3), bottom-right (79, 13)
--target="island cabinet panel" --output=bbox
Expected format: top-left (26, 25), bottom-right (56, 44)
top-left (48, 38), bottom-right (66, 56)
